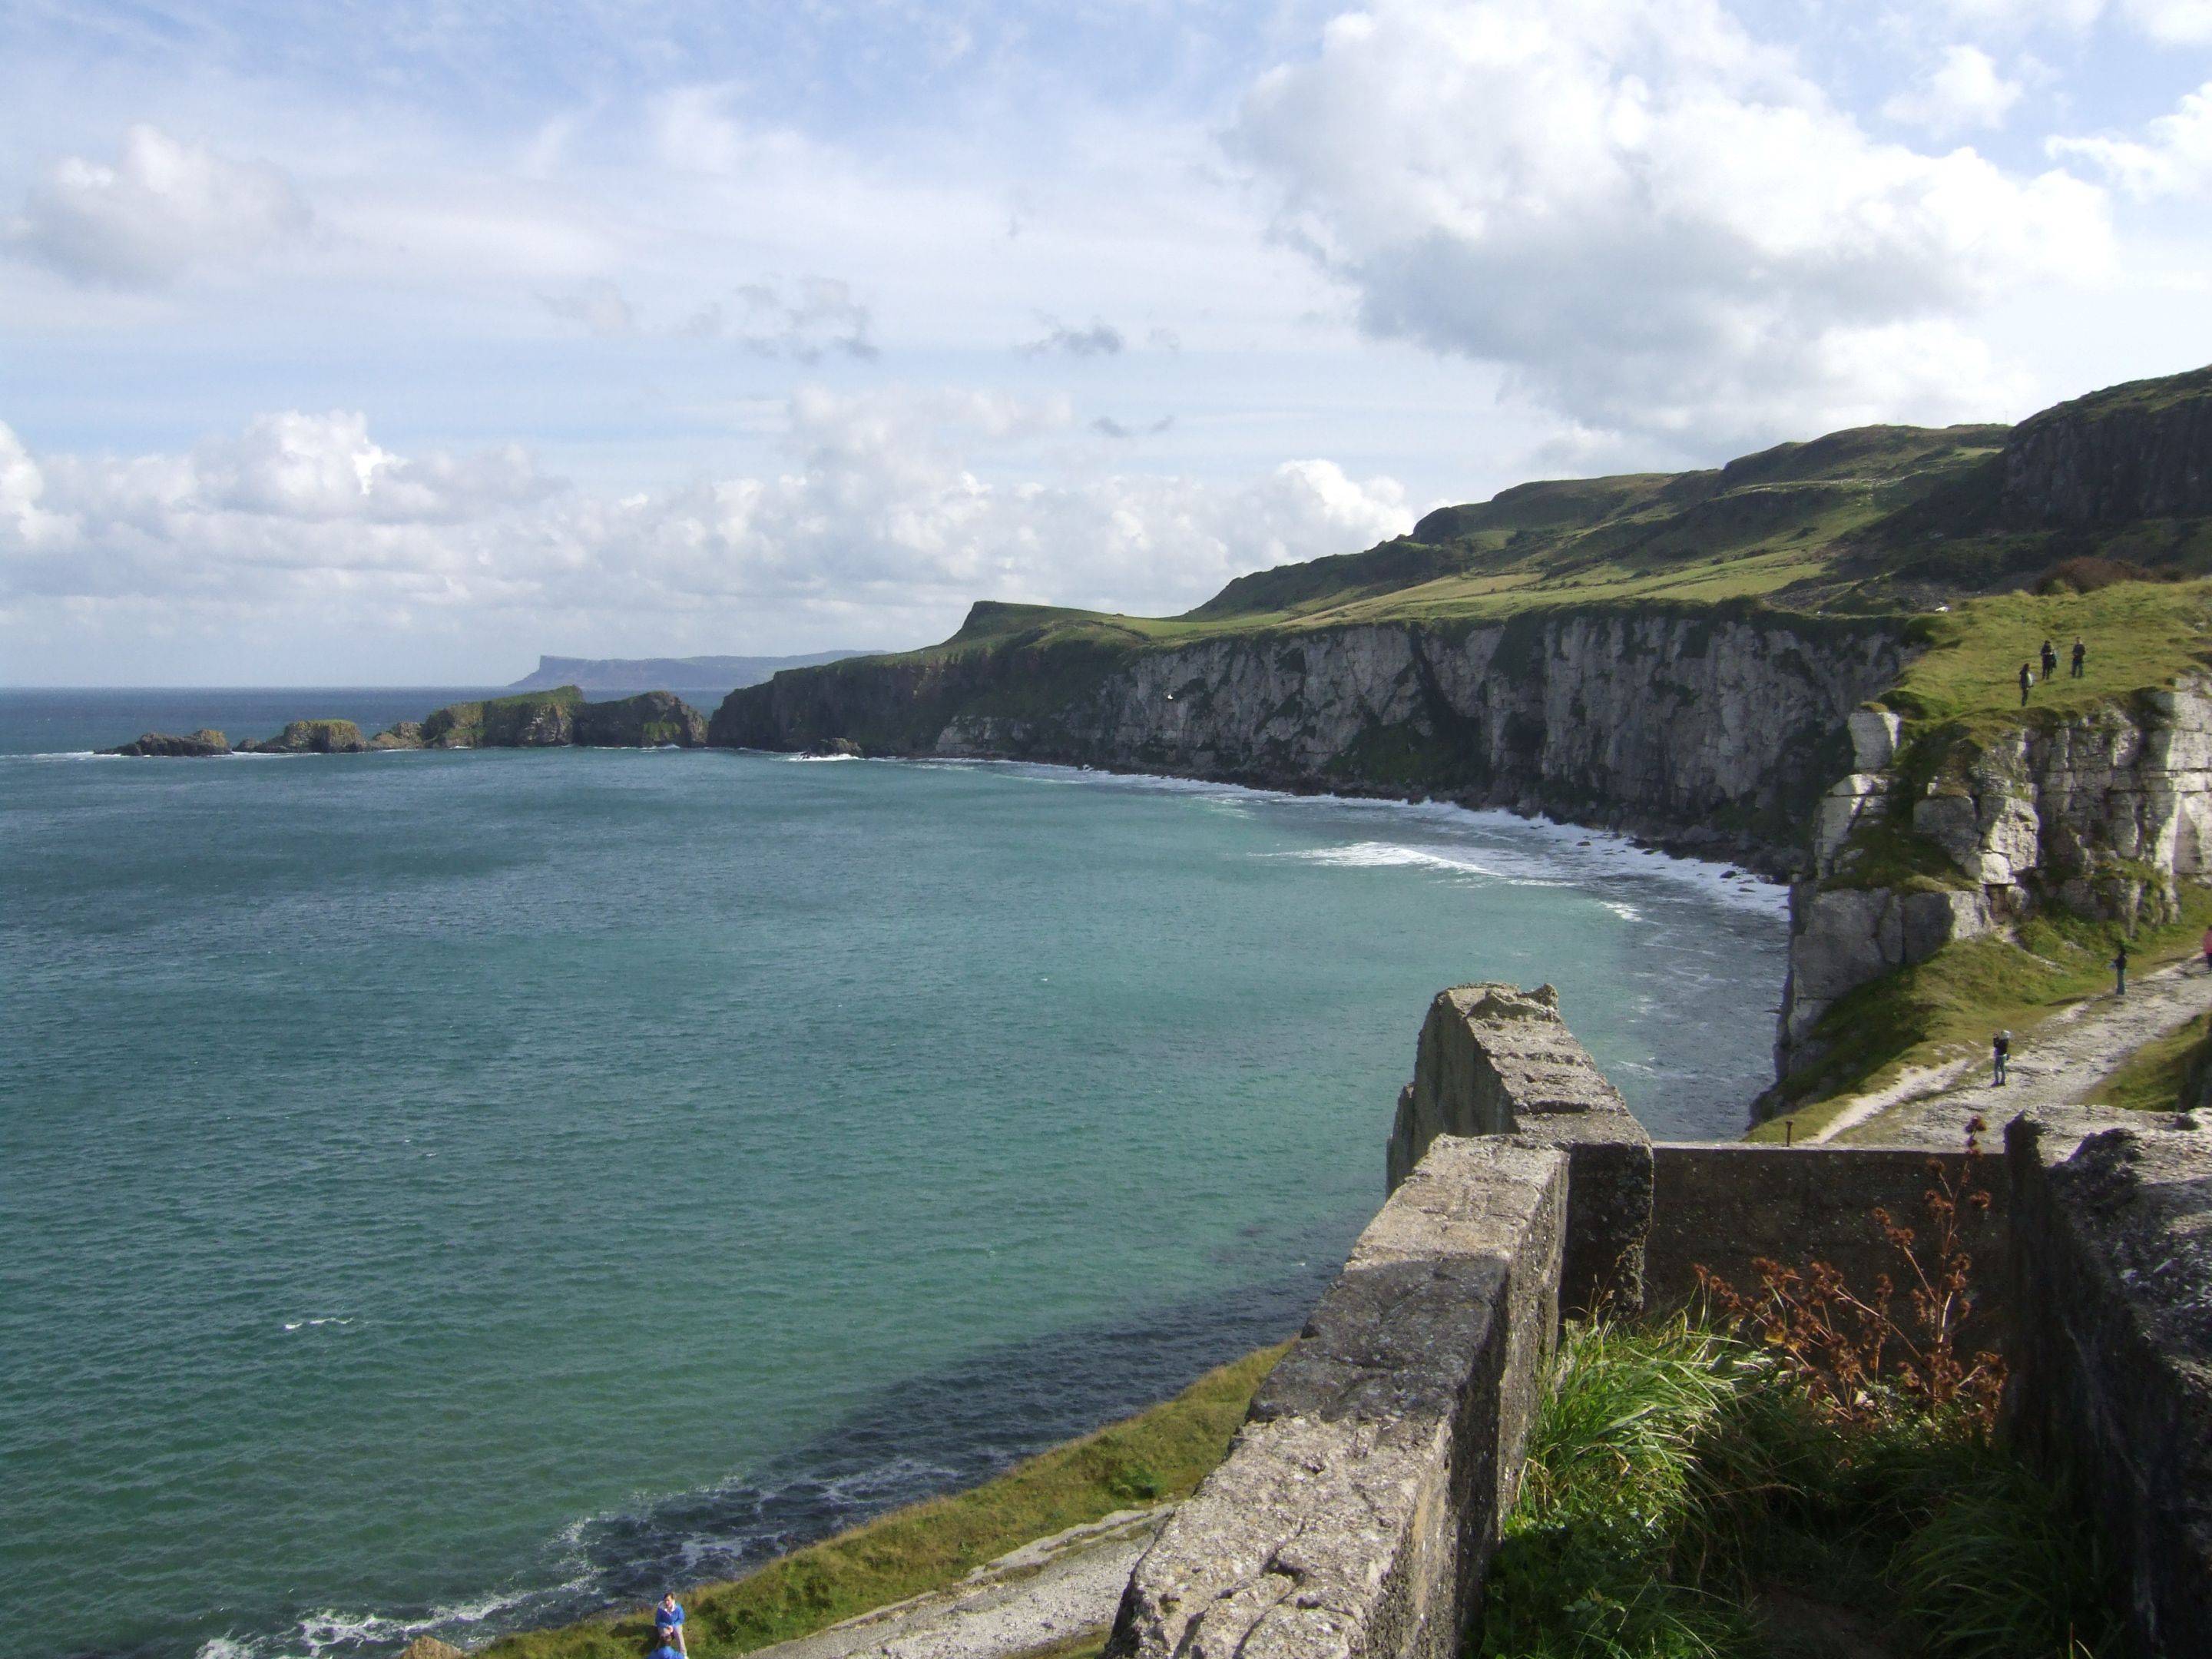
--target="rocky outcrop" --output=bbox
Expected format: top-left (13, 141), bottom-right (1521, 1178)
top-left (803, 737), bottom-right (863, 757)
top-left (715, 607), bottom-right (1909, 870)
top-left (2003, 368), bottom-right (2212, 526)
top-left (571, 690), bottom-right (707, 747)
top-left (240, 719), bottom-right (369, 754)
top-left (371, 721), bottom-right (426, 750)
top-left (421, 689), bottom-right (579, 748)
top-left (101, 728), bottom-right (230, 757)
top-left (1777, 679), bottom-right (2212, 1078)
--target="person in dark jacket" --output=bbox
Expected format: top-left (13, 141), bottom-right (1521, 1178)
top-left (1992, 1029), bottom-right (2011, 1086)
top-left (2113, 940), bottom-right (2130, 996)
top-left (2019, 661), bottom-right (2034, 706)
top-left (2072, 636), bottom-right (2087, 678)
top-left (2041, 639), bottom-right (2058, 680)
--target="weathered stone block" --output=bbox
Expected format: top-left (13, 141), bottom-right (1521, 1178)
top-left (2005, 1109), bottom-right (2212, 1654)
top-left (1848, 708), bottom-right (1902, 772)
top-left (1387, 984), bottom-right (1651, 1316)
top-left (1109, 1137), bottom-right (1568, 1659)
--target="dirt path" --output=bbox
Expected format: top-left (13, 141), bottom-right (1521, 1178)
top-left (1812, 956), bottom-right (2212, 1147)
top-left (740, 1506), bottom-right (1167, 1659)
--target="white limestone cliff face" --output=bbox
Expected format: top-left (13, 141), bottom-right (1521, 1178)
top-left (935, 613), bottom-right (1906, 868)
top-left (1777, 678), bottom-right (2212, 1080)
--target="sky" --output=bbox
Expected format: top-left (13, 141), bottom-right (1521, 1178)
top-left (3, 0), bottom-right (2210, 684)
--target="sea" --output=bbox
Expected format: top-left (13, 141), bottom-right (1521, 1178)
top-left (0, 688), bottom-right (1789, 1659)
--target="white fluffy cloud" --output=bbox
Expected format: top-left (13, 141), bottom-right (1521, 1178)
top-left (5, 125), bottom-right (312, 287)
top-left (1883, 45), bottom-right (2024, 135)
top-left (1230, 0), bottom-right (2108, 445)
top-left (2051, 81), bottom-right (2212, 197)
top-left (0, 396), bottom-right (1410, 672)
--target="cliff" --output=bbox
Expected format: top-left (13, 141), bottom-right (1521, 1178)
top-left (715, 604), bottom-right (1907, 869)
top-left (571, 690), bottom-right (708, 747)
top-left (102, 728), bottom-right (229, 757)
top-left (1775, 582), bottom-right (2212, 1088)
top-left (2003, 366), bottom-right (2212, 527)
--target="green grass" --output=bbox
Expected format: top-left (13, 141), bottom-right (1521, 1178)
top-left (1477, 1319), bottom-right (2121, 1659)
top-left (1882, 582), bottom-right (2212, 731)
top-left (1754, 886), bottom-right (2212, 1137)
top-left (2089, 1006), bottom-right (2212, 1113)
top-left (477, 1344), bottom-right (1286, 1659)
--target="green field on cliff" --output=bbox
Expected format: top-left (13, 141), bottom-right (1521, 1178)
top-left (833, 365), bottom-right (2212, 677)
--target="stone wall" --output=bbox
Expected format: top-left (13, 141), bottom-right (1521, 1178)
top-left (1110, 991), bottom-right (2212, 1659)
top-left (2005, 1108), bottom-right (2212, 1653)
top-left (1105, 1135), bottom-right (1569, 1659)
top-left (1387, 983), bottom-right (1651, 1315)
top-left (1645, 1143), bottom-right (2011, 1350)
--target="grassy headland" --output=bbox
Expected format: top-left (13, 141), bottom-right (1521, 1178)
top-left (478, 1344), bottom-right (1284, 1659)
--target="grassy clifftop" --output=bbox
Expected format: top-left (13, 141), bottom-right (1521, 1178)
top-left (786, 363), bottom-right (2212, 690)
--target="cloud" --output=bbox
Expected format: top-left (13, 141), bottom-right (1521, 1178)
top-left (4, 125), bottom-right (312, 287)
top-left (1023, 317), bottom-right (1126, 357)
top-left (2051, 80), bottom-right (2212, 197)
top-left (689, 276), bottom-right (878, 361)
top-left (540, 279), bottom-right (637, 338)
top-left (1883, 46), bottom-right (2023, 135)
top-left (1229, 0), bottom-right (2109, 446)
top-left (1091, 416), bottom-right (1176, 439)
top-left (0, 396), bottom-right (1411, 661)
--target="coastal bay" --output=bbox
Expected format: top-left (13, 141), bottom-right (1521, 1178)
top-left (2, 697), bottom-right (1784, 1659)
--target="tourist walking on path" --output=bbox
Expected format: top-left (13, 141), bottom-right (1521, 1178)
top-left (2041, 639), bottom-right (2058, 680)
top-left (2113, 941), bottom-right (2131, 997)
top-left (2072, 636), bottom-right (2087, 678)
top-left (1992, 1028), bottom-right (2011, 1086)
top-left (2201, 926), bottom-right (2212, 973)
top-left (2019, 661), bottom-right (2034, 706)
top-left (657, 1593), bottom-right (688, 1657)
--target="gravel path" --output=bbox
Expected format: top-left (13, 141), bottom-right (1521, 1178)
top-left (740, 1506), bottom-right (1169, 1659)
top-left (1817, 955), bottom-right (2212, 1147)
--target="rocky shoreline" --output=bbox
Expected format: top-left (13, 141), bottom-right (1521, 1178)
top-left (102, 687), bottom-right (709, 758)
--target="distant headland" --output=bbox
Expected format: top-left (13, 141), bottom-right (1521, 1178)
top-left (505, 651), bottom-right (882, 700)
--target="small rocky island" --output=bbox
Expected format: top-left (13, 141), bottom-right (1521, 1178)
top-left (102, 687), bottom-right (710, 757)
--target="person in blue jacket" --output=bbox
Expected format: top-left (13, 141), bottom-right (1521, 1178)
top-left (649, 1639), bottom-right (684, 1659)
top-left (655, 1591), bottom-right (688, 1656)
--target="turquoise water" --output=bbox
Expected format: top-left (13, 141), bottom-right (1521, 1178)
top-left (0, 690), bottom-right (1787, 1659)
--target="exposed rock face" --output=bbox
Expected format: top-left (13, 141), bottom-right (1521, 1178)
top-left (1777, 678), bottom-right (2212, 1078)
top-left (396, 1640), bottom-right (468, 1659)
top-left (240, 719), bottom-right (369, 754)
top-left (571, 690), bottom-right (707, 747)
top-left (715, 609), bottom-right (1909, 869)
top-left (101, 728), bottom-right (230, 757)
top-left (803, 737), bottom-right (863, 757)
top-left (371, 720), bottom-right (426, 750)
top-left (2003, 368), bottom-right (2212, 526)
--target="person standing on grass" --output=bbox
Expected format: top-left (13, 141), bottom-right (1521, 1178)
top-left (656, 1592), bottom-right (687, 1657)
top-left (2201, 925), bottom-right (2212, 973)
top-left (2073, 636), bottom-right (2088, 678)
top-left (2020, 661), bottom-right (2034, 706)
top-left (1992, 1029), bottom-right (2011, 1086)
top-left (2114, 940), bottom-right (2131, 997)
top-left (2041, 638), bottom-right (2058, 680)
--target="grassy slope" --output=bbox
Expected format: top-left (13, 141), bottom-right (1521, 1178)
top-left (2091, 1005), bottom-right (2212, 1112)
top-left (1751, 578), bottom-right (2212, 1132)
top-left (479, 1344), bottom-right (1285, 1659)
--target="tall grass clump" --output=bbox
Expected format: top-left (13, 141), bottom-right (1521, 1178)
top-left (1476, 1318), bottom-right (2121, 1659)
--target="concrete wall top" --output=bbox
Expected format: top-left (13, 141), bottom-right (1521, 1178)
top-left (1108, 1135), bottom-right (1570, 1659)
